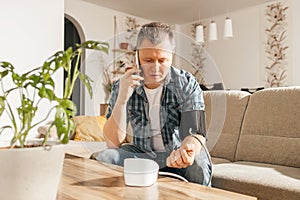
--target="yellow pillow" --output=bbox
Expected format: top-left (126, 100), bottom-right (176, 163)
top-left (74, 116), bottom-right (107, 142)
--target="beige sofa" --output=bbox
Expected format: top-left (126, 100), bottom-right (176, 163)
top-left (203, 87), bottom-right (300, 200)
top-left (65, 87), bottom-right (300, 200)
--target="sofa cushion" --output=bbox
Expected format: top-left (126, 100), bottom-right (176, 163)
top-left (204, 91), bottom-right (250, 161)
top-left (212, 161), bottom-right (300, 200)
top-left (73, 116), bottom-right (134, 143)
top-left (211, 157), bottom-right (231, 165)
top-left (236, 87), bottom-right (300, 167)
top-left (74, 116), bottom-right (106, 142)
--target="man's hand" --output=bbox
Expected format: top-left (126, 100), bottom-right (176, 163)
top-left (166, 143), bottom-right (196, 168)
top-left (166, 135), bottom-right (205, 168)
top-left (117, 65), bottom-right (143, 105)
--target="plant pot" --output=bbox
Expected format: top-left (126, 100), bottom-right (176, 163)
top-left (0, 139), bottom-right (65, 200)
top-left (119, 42), bottom-right (129, 50)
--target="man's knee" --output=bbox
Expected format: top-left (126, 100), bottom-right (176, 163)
top-left (92, 149), bottom-right (121, 165)
top-left (194, 151), bottom-right (212, 185)
top-left (184, 150), bottom-right (212, 185)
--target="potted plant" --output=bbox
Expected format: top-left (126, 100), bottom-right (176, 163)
top-left (0, 40), bottom-right (109, 200)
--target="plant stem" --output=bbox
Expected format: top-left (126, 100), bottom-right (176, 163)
top-left (64, 50), bottom-right (81, 99)
top-left (31, 106), bottom-right (56, 129)
top-left (6, 101), bottom-right (18, 136)
top-left (69, 52), bottom-right (81, 98)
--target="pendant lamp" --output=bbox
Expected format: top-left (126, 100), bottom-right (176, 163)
top-left (224, 17), bottom-right (233, 38)
top-left (209, 21), bottom-right (217, 41)
top-left (195, 25), bottom-right (204, 44)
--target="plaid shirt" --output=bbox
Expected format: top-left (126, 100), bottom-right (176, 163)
top-left (106, 66), bottom-right (205, 155)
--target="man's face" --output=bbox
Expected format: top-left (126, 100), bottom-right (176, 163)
top-left (138, 39), bottom-right (173, 89)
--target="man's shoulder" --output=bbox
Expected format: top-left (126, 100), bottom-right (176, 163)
top-left (169, 66), bottom-right (197, 86)
top-left (167, 67), bottom-right (204, 111)
top-left (170, 66), bottom-right (190, 76)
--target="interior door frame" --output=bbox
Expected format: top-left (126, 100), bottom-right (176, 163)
top-left (64, 13), bottom-right (86, 115)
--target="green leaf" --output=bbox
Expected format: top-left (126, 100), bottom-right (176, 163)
top-left (61, 47), bottom-right (73, 72)
top-left (54, 105), bottom-right (69, 143)
top-left (0, 70), bottom-right (8, 79)
top-left (65, 47), bottom-right (73, 59)
top-left (25, 74), bottom-right (43, 89)
top-left (0, 61), bottom-right (14, 72)
top-left (78, 72), bottom-right (93, 98)
top-left (12, 73), bottom-right (23, 86)
top-left (43, 56), bottom-right (58, 73)
top-left (59, 99), bottom-right (77, 117)
top-left (17, 96), bottom-right (36, 118)
top-left (0, 96), bottom-right (5, 115)
top-left (54, 103), bottom-right (76, 144)
top-left (45, 51), bottom-right (66, 72)
top-left (38, 87), bottom-right (56, 100)
top-left (42, 72), bottom-right (51, 81)
top-left (78, 40), bottom-right (110, 54)
top-left (41, 75), bottom-right (55, 88)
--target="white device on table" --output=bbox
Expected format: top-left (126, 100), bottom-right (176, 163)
top-left (123, 158), bottom-right (188, 187)
top-left (124, 158), bottom-right (159, 187)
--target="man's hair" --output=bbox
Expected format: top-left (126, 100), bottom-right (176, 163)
top-left (136, 22), bottom-right (175, 50)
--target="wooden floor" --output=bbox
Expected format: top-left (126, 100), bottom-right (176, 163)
top-left (57, 154), bottom-right (257, 200)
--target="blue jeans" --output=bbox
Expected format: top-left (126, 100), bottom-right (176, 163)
top-left (92, 144), bottom-right (212, 186)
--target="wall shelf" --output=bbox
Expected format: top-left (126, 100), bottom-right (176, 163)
top-left (112, 48), bottom-right (135, 54)
top-left (111, 69), bottom-right (125, 75)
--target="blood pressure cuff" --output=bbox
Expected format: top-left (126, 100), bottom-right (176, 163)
top-left (179, 110), bottom-right (207, 140)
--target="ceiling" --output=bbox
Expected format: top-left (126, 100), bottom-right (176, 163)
top-left (82, 0), bottom-right (270, 24)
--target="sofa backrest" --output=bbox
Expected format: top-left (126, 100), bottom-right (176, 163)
top-left (236, 87), bottom-right (300, 167)
top-left (204, 90), bottom-right (251, 161)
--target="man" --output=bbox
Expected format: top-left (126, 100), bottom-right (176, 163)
top-left (93, 22), bottom-right (211, 185)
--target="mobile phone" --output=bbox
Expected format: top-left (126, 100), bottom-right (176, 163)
top-left (135, 50), bottom-right (140, 69)
top-left (133, 50), bottom-right (142, 77)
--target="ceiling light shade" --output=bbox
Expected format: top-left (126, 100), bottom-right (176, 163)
top-left (195, 25), bottom-right (204, 43)
top-left (224, 17), bottom-right (233, 38)
top-left (209, 21), bottom-right (217, 41)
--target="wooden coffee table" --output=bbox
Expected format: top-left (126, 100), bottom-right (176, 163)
top-left (57, 154), bottom-right (256, 200)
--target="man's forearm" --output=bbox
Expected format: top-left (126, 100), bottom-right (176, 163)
top-left (103, 100), bottom-right (127, 148)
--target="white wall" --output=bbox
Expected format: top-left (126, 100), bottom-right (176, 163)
top-left (0, 0), bottom-right (63, 68)
top-left (65, 0), bottom-right (300, 117)
top-left (179, 0), bottom-right (300, 90)
top-left (290, 0), bottom-right (300, 86)
top-left (0, 0), bottom-right (64, 140)
top-left (180, 5), bottom-right (263, 90)
top-left (65, 0), bottom-right (150, 116)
